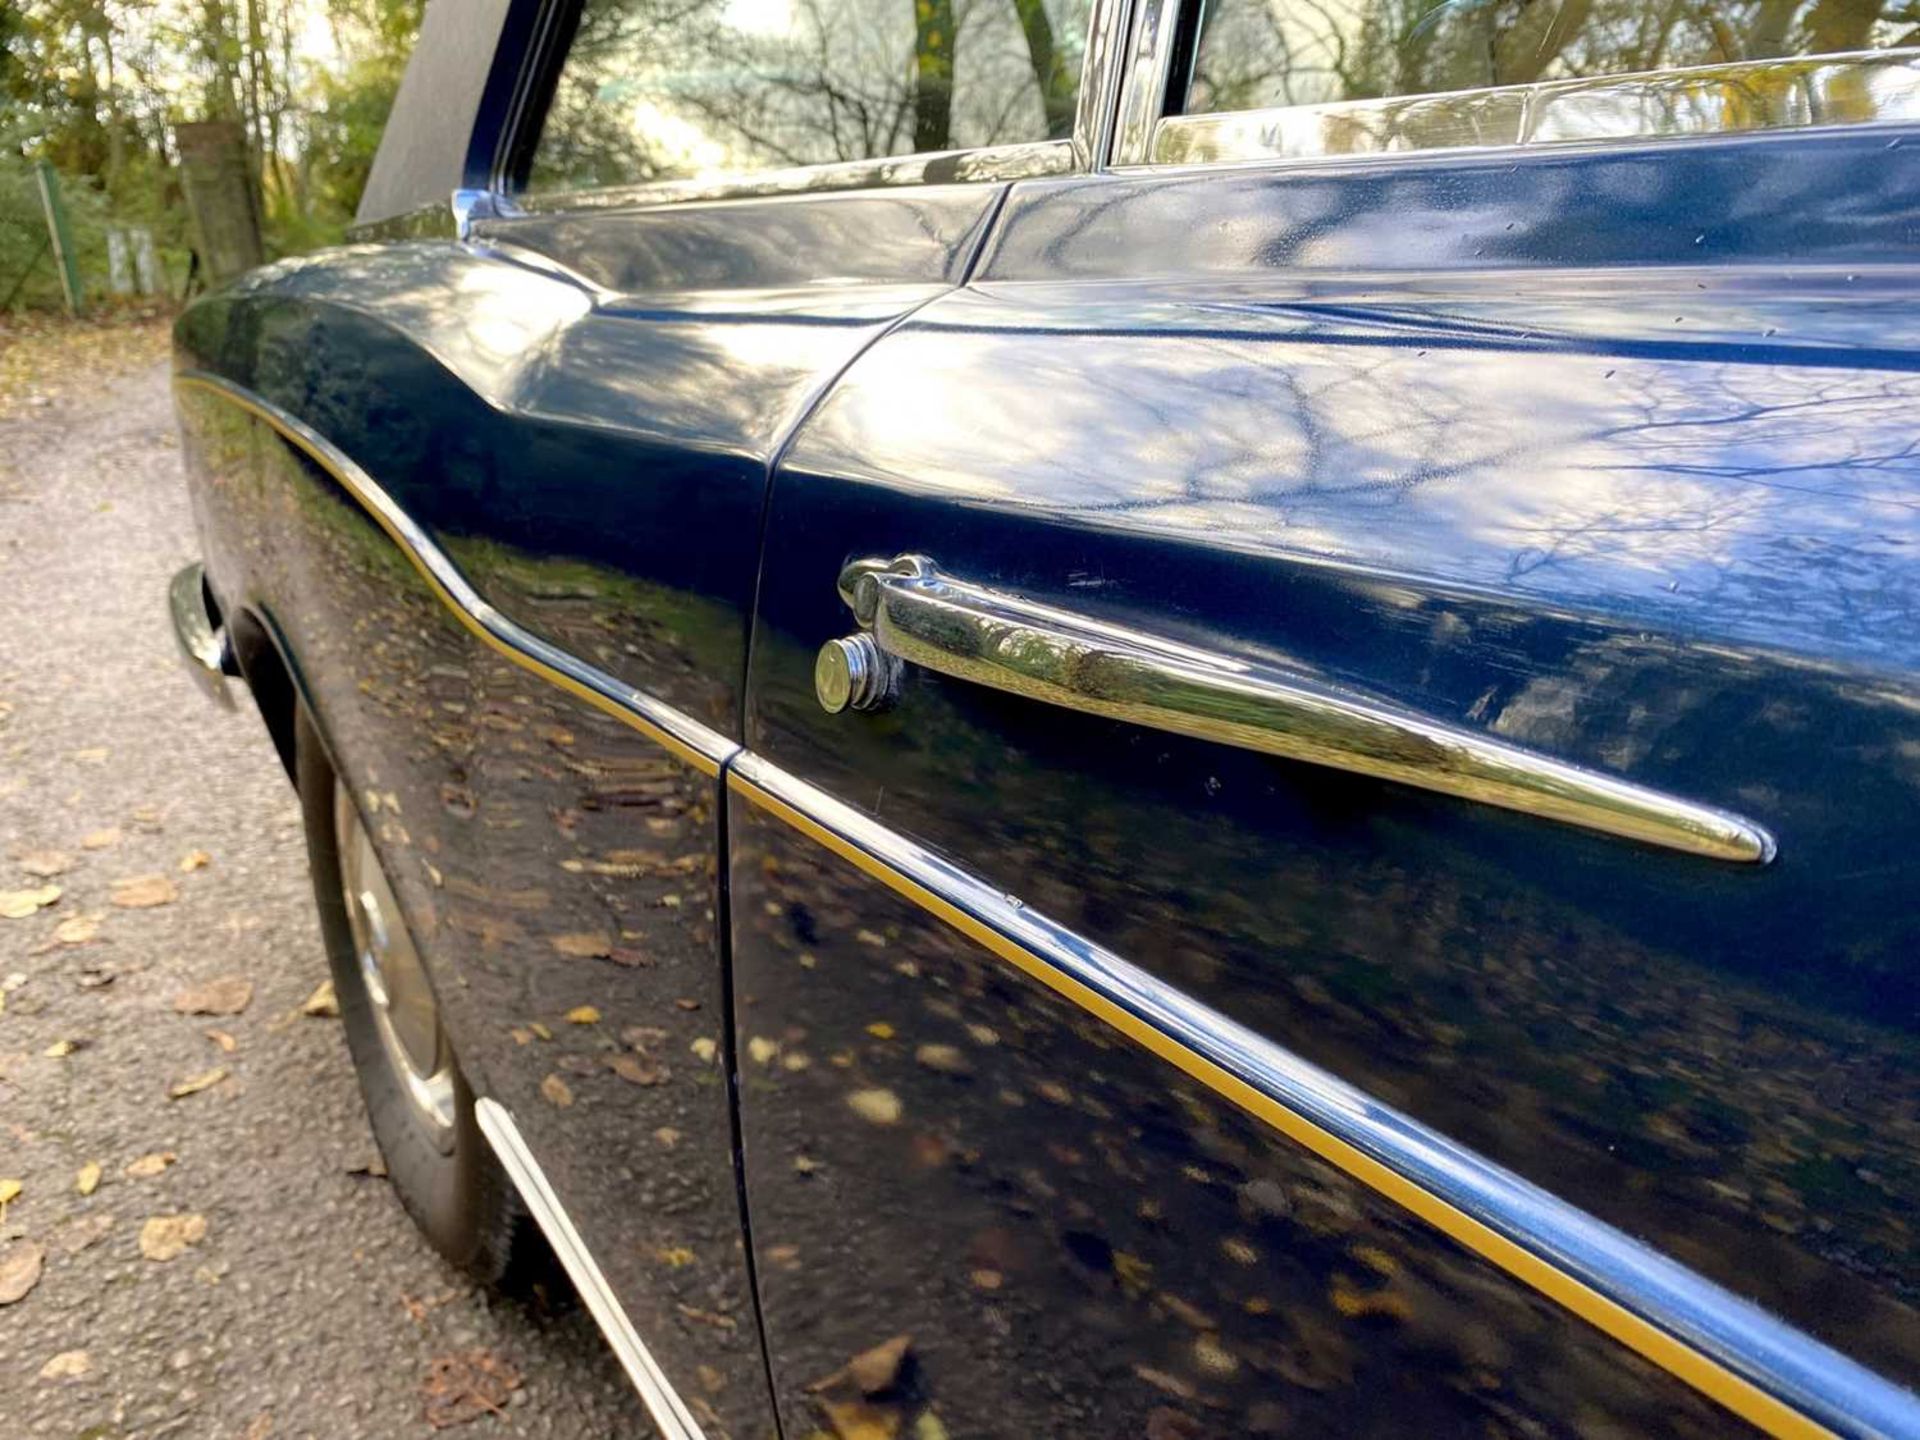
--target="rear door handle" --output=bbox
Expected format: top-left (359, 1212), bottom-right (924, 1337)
top-left (817, 554), bottom-right (1773, 864)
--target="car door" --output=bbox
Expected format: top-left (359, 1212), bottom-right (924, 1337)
top-left (728, 7), bottom-right (1920, 1437)
top-left (173, 0), bottom-right (1073, 1432)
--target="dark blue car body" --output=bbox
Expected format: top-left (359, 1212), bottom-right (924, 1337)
top-left (172, 1), bottom-right (1920, 1434)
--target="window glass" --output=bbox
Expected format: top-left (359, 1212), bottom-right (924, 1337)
top-left (1186, 0), bottom-right (1920, 117)
top-left (528, 0), bottom-right (1090, 190)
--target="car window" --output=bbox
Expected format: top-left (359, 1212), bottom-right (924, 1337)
top-left (1184, 0), bottom-right (1920, 121)
top-left (527, 0), bottom-right (1091, 190)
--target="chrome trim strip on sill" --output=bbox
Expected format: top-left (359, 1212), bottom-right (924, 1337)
top-left (1146, 49), bottom-right (1920, 170)
top-left (728, 751), bottom-right (1920, 1440)
top-left (474, 1099), bottom-right (707, 1440)
top-left (833, 554), bottom-right (1774, 863)
top-left (171, 371), bottom-right (736, 777)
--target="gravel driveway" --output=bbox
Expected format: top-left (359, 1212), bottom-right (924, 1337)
top-left (0, 361), bottom-right (650, 1438)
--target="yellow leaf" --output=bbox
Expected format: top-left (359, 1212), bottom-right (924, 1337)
top-left (206, 1029), bottom-right (238, 1053)
top-left (178, 850), bottom-right (212, 873)
top-left (301, 981), bottom-right (339, 1017)
top-left (747, 1036), bottom-right (779, 1065)
top-left (540, 1073), bottom-right (574, 1108)
top-left (52, 914), bottom-right (100, 945)
top-left (138, 1213), bottom-right (208, 1262)
top-left (689, 1036), bottom-right (718, 1064)
top-left (864, 1022), bottom-right (895, 1040)
top-left (43, 1039), bottom-right (76, 1058)
top-left (167, 1066), bottom-right (229, 1099)
top-left (0, 1179), bottom-right (19, 1205)
top-left (564, 1005), bottom-right (601, 1025)
top-left (655, 1246), bottom-right (696, 1268)
top-left (39, 1349), bottom-right (89, 1380)
top-left (125, 1152), bottom-right (177, 1179)
top-left (846, 1089), bottom-right (903, 1126)
top-left (110, 874), bottom-right (178, 909)
top-left (550, 931), bottom-right (612, 958)
top-left (80, 828), bottom-right (122, 850)
top-left (74, 1162), bottom-right (101, 1196)
top-left (0, 884), bottom-right (61, 919)
top-left (527, 1020), bottom-right (552, 1041)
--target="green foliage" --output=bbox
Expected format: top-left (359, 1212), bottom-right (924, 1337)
top-left (0, 0), bottom-right (422, 309)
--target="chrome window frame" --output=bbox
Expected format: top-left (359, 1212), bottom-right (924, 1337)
top-left (1109, 0), bottom-right (1920, 171)
top-left (501, 0), bottom-right (1138, 213)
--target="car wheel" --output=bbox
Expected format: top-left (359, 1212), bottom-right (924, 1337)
top-left (296, 704), bottom-right (541, 1287)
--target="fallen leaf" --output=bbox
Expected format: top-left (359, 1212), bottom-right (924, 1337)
top-left (206, 1029), bottom-right (238, 1053)
top-left (178, 850), bottom-right (212, 872)
top-left (75, 1161), bottom-right (101, 1196)
top-left (0, 1241), bottom-right (44, 1303)
top-left (864, 1022), bottom-right (895, 1040)
top-left (550, 931), bottom-right (612, 959)
top-left (606, 1053), bottom-right (668, 1086)
top-left (689, 1036), bottom-right (718, 1064)
top-left (69, 746), bottom-right (109, 764)
top-left (848, 1334), bottom-right (913, 1395)
top-left (0, 884), bottom-right (61, 919)
top-left (655, 1245), bottom-right (695, 1268)
top-left (16, 850), bottom-right (72, 878)
top-left (301, 981), bottom-right (339, 1017)
top-left (915, 1413), bottom-right (952, 1440)
top-left (422, 1348), bottom-right (522, 1429)
top-left (0, 1178), bottom-right (20, 1205)
top-left (80, 828), bottom-right (122, 850)
top-left (38, 1349), bottom-right (89, 1380)
top-left (111, 874), bottom-right (177, 909)
top-left (747, 1036), bottom-right (780, 1065)
top-left (52, 912), bottom-right (103, 947)
top-left (539, 1073), bottom-right (574, 1108)
top-left (654, 1127), bottom-right (680, 1147)
top-left (817, 1399), bottom-right (900, 1440)
top-left (846, 1089), bottom-right (903, 1126)
top-left (564, 1005), bottom-right (601, 1025)
top-left (173, 976), bottom-right (252, 1016)
top-left (138, 1212), bottom-right (208, 1261)
top-left (914, 1044), bottom-right (971, 1075)
top-left (43, 1039), bottom-right (77, 1058)
top-left (124, 1152), bottom-right (177, 1178)
top-left (167, 1066), bottom-right (229, 1099)
top-left (53, 1214), bottom-right (113, 1253)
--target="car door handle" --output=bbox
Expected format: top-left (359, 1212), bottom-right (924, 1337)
top-left (819, 554), bottom-right (1773, 864)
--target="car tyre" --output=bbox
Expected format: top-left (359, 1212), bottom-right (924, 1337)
top-left (296, 703), bottom-right (543, 1288)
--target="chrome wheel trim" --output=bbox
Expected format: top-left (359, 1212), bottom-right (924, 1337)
top-left (334, 781), bottom-right (456, 1137)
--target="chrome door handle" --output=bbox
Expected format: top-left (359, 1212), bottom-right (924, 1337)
top-left (820, 554), bottom-right (1773, 864)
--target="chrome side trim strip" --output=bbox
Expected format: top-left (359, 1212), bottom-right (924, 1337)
top-left (474, 1099), bottom-right (707, 1440)
top-left (500, 141), bottom-right (1076, 218)
top-left (728, 751), bottom-right (1920, 1440)
top-left (1146, 49), bottom-right (1920, 170)
top-left (834, 554), bottom-right (1774, 863)
top-left (171, 372), bottom-right (736, 777)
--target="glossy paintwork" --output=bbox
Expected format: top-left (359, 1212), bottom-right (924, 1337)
top-left (175, 383), bottom-right (772, 1433)
top-left (174, 183), bottom-right (1003, 1440)
top-left (728, 793), bottom-right (1763, 1438)
top-left (736, 121), bottom-right (1920, 1427)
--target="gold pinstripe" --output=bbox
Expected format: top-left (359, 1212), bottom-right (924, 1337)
top-left (176, 368), bottom-right (1833, 1440)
